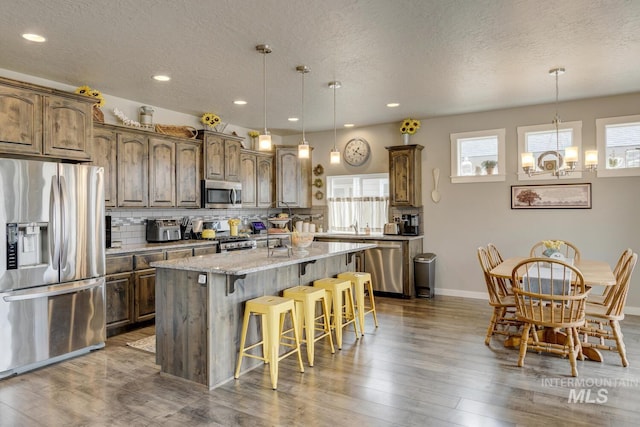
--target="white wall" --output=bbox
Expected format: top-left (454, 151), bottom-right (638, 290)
top-left (297, 92), bottom-right (640, 312)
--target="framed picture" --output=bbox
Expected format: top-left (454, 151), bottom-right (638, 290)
top-left (511, 183), bottom-right (592, 209)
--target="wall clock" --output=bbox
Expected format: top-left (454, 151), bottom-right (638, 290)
top-left (343, 137), bottom-right (371, 166)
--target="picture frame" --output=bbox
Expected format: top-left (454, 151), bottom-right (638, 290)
top-left (511, 183), bottom-right (592, 209)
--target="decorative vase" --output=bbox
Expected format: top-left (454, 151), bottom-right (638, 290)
top-left (92, 105), bottom-right (104, 123)
top-left (230, 225), bottom-right (238, 236)
top-left (402, 133), bottom-right (410, 145)
top-left (251, 137), bottom-right (258, 150)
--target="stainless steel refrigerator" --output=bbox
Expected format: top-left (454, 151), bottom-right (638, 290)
top-left (0, 158), bottom-right (105, 379)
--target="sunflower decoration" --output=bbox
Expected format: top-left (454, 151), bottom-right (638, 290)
top-left (201, 112), bottom-right (221, 128)
top-left (400, 118), bottom-right (421, 135)
top-left (75, 85), bottom-right (105, 108)
top-left (248, 130), bottom-right (260, 138)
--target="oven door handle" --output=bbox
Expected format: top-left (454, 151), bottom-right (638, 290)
top-left (3, 278), bottom-right (104, 302)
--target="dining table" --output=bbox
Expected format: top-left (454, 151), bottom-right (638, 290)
top-left (489, 256), bottom-right (616, 362)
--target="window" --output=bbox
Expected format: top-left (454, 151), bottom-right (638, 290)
top-left (326, 173), bottom-right (389, 233)
top-left (517, 121), bottom-right (582, 180)
top-left (596, 114), bottom-right (640, 178)
top-left (450, 128), bottom-right (506, 183)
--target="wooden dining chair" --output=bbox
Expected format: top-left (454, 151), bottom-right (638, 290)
top-left (477, 247), bottom-right (521, 345)
top-left (580, 252), bottom-right (637, 367)
top-left (487, 243), bottom-right (512, 296)
top-left (530, 240), bottom-right (581, 262)
top-left (588, 248), bottom-right (633, 306)
top-left (511, 258), bottom-right (590, 377)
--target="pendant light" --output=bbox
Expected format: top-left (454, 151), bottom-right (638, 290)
top-left (329, 81), bottom-right (342, 164)
top-left (256, 44), bottom-right (272, 151)
top-left (297, 65), bottom-right (310, 159)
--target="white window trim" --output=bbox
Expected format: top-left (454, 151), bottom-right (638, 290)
top-left (596, 114), bottom-right (640, 178)
top-left (517, 120), bottom-right (583, 181)
top-left (450, 128), bottom-right (506, 184)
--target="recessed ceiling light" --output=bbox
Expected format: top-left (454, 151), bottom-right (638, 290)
top-left (343, 123), bottom-right (354, 128)
top-left (288, 117), bottom-right (299, 122)
top-left (152, 75), bottom-right (171, 82)
top-left (387, 103), bottom-right (400, 108)
top-left (233, 100), bottom-right (247, 105)
top-left (22, 33), bottom-right (46, 42)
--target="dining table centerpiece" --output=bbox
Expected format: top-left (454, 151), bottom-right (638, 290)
top-left (400, 117), bottom-right (421, 144)
top-left (542, 240), bottom-right (564, 257)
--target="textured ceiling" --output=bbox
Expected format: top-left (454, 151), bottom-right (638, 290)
top-left (1, 0), bottom-right (640, 135)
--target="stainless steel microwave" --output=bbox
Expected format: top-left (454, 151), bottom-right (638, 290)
top-left (201, 180), bottom-right (242, 208)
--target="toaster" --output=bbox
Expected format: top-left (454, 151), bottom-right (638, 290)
top-left (146, 219), bottom-right (182, 242)
top-left (383, 223), bottom-right (400, 235)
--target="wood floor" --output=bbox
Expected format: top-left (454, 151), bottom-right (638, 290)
top-left (2, 296), bottom-right (640, 426)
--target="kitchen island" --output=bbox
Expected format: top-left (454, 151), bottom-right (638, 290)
top-left (150, 241), bottom-right (375, 389)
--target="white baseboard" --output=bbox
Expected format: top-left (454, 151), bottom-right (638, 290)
top-left (434, 289), bottom-right (640, 317)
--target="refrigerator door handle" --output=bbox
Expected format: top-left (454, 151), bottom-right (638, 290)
top-left (59, 175), bottom-right (69, 268)
top-left (49, 176), bottom-right (61, 268)
top-left (2, 278), bottom-right (104, 302)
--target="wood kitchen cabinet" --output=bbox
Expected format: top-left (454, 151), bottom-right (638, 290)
top-left (176, 140), bottom-right (202, 207)
top-left (241, 149), bottom-right (274, 208)
top-left (117, 131), bottom-right (149, 207)
top-left (105, 272), bottom-right (134, 329)
top-left (134, 269), bottom-right (156, 322)
top-left (90, 127), bottom-right (117, 207)
top-left (149, 137), bottom-right (176, 207)
top-left (275, 145), bottom-right (312, 208)
top-left (198, 130), bottom-right (243, 182)
top-left (387, 144), bottom-right (424, 207)
top-left (43, 95), bottom-right (92, 161)
top-left (0, 76), bottom-right (93, 161)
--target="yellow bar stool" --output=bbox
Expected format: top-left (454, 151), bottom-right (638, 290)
top-left (234, 295), bottom-right (305, 390)
top-left (283, 286), bottom-right (335, 366)
top-left (338, 272), bottom-right (379, 335)
top-left (313, 277), bottom-right (359, 349)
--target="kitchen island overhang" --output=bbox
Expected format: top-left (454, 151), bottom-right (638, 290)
top-left (150, 241), bottom-right (376, 389)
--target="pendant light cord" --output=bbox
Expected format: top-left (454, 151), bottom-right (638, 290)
top-left (263, 52), bottom-right (267, 134)
top-left (301, 71), bottom-right (306, 142)
top-left (333, 84), bottom-right (337, 150)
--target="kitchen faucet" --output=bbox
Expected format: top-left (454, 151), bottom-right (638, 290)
top-left (351, 220), bottom-right (359, 235)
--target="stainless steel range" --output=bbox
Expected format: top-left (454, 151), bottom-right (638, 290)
top-left (216, 236), bottom-right (257, 252)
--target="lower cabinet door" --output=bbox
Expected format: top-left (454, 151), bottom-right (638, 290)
top-left (106, 272), bottom-right (134, 328)
top-left (135, 268), bottom-right (156, 322)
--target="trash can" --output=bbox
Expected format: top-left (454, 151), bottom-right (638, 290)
top-left (414, 253), bottom-right (436, 298)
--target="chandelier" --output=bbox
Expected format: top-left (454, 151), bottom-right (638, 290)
top-left (521, 68), bottom-right (598, 177)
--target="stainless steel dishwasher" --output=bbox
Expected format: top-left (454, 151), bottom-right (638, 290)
top-left (364, 240), bottom-right (403, 294)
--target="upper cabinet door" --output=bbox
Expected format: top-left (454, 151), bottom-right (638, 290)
top-left (91, 126), bottom-right (117, 207)
top-left (241, 153), bottom-right (257, 207)
top-left (203, 134), bottom-right (224, 180)
top-left (0, 85), bottom-right (42, 155)
top-left (149, 138), bottom-right (176, 207)
top-left (388, 145), bottom-right (423, 207)
top-left (176, 140), bottom-right (201, 207)
top-left (224, 140), bottom-right (242, 182)
top-left (117, 132), bottom-right (148, 207)
top-left (256, 154), bottom-right (273, 208)
top-left (43, 95), bottom-right (92, 161)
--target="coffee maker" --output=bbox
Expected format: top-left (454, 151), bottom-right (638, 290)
top-left (401, 214), bottom-right (420, 236)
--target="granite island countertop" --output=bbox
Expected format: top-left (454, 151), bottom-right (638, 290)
top-left (150, 241), bottom-right (376, 275)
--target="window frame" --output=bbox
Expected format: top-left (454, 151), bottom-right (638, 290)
top-left (595, 114), bottom-right (640, 178)
top-left (517, 120), bottom-right (583, 181)
top-left (450, 128), bottom-right (506, 183)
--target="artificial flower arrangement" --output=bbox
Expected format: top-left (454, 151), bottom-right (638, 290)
top-left (201, 112), bottom-right (221, 128)
top-left (75, 85), bottom-right (105, 107)
top-left (543, 240), bottom-right (564, 250)
top-left (248, 130), bottom-right (260, 139)
top-left (400, 118), bottom-right (421, 134)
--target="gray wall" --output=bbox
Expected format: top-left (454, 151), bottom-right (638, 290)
top-left (292, 92), bottom-right (640, 313)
